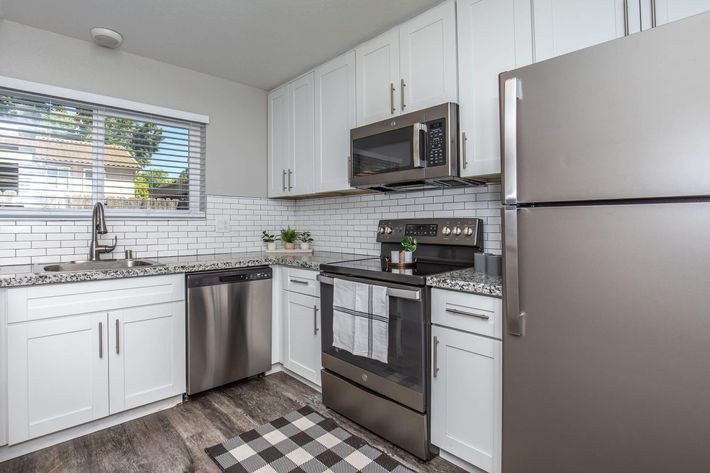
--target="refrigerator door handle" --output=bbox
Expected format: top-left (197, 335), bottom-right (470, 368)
top-left (503, 77), bottom-right (522, 206)
top-left (504, 207), bottom-right (526, 336)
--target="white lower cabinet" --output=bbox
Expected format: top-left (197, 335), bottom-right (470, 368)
top-left (5, 275), bottom-right (185, 445)
top-left (109, 302), bottom-right (185, 414)
top-left (7, 312), bottom-right (109, 444)
top-left (431, 289), bottom-right (502, 473)
top-left (282, 290), bottom-right (321, 386)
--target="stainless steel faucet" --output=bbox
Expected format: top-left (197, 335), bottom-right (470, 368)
top-left (89, 202), bottom-right (117, 261)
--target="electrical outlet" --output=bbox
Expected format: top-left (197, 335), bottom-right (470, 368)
top-left (215, 216), bottom-right (230, 233)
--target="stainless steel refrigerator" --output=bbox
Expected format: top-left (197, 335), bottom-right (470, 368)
top-left (500, 12), bottom-right (710, 473)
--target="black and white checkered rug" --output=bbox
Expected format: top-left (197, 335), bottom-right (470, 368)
top-left (205, 405), bottom-right (416, 473)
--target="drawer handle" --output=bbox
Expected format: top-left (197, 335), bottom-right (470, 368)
top-left (290, 279), bottom-right (309, 285)
top-left (445, 307), bottom-right (490, 320)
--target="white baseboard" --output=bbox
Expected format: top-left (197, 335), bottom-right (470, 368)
top-left (0, 395), bottom-right (183, 463)
top-left (270, 364), bottom-right (322, 393)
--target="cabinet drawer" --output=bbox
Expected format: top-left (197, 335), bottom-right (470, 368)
top-left (283, 268), bottom-right (320, 297)
top-left (7, 275), bottom-right (185, 324)
top-left (431, 288), bottom-right (502, 339)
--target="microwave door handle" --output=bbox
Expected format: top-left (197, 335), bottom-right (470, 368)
top-left (412, 122), bottom-right (427, 168)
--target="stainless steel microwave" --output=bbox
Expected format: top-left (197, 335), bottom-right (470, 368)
top-left (350, 103), bottom-right (474, 191)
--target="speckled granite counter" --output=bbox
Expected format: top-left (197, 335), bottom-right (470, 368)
top-left (426, 268), bottom-right (503, 298)
top-left (0, 251), bottom-right (369, 288)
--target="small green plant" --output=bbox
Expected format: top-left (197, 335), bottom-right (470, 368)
top-left (280, 227), bottom-right (298, 244)
top-left (261, 230), bottom-right (276, 243)
top-left (401, 236), bottom-right (418, 253)
top-left (298, 231), bottom-right (314, 244)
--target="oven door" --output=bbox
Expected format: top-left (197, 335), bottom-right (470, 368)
top-left (318, 273), bottom-right (428, 413)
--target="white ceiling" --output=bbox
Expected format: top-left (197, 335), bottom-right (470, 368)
top-left (0, 0), bottom-right (442, 90)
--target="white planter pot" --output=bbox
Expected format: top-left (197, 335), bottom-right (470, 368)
top-left (300, 242), bottom-right (311, 250)
top-left (391, 250), bottom-right (413, 264)
top-left (266, 242), bottom-right (276, 251)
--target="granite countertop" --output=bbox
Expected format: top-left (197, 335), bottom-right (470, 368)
top-left (426, 267), bottom-right (503, 298)
top-left (0, 251), bottom-right (369, 288)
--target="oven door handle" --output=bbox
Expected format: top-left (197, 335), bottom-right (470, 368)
top-left (317, 274), bottom-right (421, 301)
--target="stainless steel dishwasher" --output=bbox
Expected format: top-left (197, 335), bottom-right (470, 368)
top-left (186, 267), bottom-right (272, 395)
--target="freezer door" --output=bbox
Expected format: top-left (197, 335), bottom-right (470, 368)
top-left (502, 203), bottom-right (710, 472)
top-left (501, 11), bottom-right (710, 205)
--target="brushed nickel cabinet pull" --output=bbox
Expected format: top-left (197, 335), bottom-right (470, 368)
top-left (282, 169), bottom-right (287, 191)
top-left (390, 82), bottom-right (396, 114)
top-left (433, 336), bottom-right (440, 378)
top-left (462, 131), bottom-right (468, 169)
top-left (623, 0), bottom-right (630, 36)
top-left (288, 169), bottom-right (293, 191)
top-left (400, 78), bottom-right (406, 110)
top-left (446, 307), bottom-right (490, 320)
top-left (313, 305), bottom-right (319, 335)
top-left (290, 278), bottom-right (309, 285)
top-left (99, 321), bottom-right (103, 359)
top-left (115, 319), bottom-right (120, 355)
top-left (651, 0), bottom-right (657, 27)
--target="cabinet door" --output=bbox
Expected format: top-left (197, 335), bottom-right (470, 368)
top-left (458, 0), bottom-right (533, 178)
top-left (399, 0), bottom-right (458, 113)
top-left (315, 51), bottom-right (356, 193)
top-left (283, 291), bottom-right (321, 385)
top-left (109, 302), bottom-right (185, 414)
top-left (532, 0), bottom-right (640, 62)
top-left (644, 0), bottom-right (710, 27)
top-left (7, 313), bottom-right (109, 444)
top-left (431, 325), bottom-right (502, 473)
top-left (290, 72), bottom-right (316, 196)
top-left (356, 29), bottom-right (400, 126)
top-left (268, 84), bottom-right (291, 197)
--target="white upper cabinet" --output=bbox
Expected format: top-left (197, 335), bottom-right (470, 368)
top-left (458, 0), bottom-right (532, 178)
top-left (531, 0), bottom-right (641, 62)
top-left (399, 0), bottom-right (458, 113)
top-left (268, 84), bottom-right (291, 197)
top-left (356, 29), bottom-right (400, 126)
top-left (641, 0), bottom-right (710, 28)
top-left (268, 73), bottom-right (316, 197)
top-left (315, 51), bottom-right (356, 193)
top-left (290, 72), bottom-right (316, 196)
top-left (356, 0), bottom-right (458, 126)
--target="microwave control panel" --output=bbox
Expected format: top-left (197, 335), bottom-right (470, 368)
top-left (426, 119), bottom-right (446, 167)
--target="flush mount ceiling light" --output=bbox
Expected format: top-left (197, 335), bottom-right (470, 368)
top-left (90, 27), bottom-right (123, 49)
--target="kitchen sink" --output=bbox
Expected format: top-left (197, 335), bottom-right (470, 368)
top-left (43, 259), bottom-right (163, 272)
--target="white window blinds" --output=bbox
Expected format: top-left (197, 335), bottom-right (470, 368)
top-left (0, 87), bottom-right (206, 217)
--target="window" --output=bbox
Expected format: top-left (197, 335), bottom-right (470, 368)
top-left (0, 86), bottom-right (206, 217)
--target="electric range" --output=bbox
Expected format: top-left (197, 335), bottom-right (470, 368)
top-left (317, 218), bottom-right (483, 460)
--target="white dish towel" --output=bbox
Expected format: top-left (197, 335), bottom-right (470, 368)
top-left (332, 278), bottom-right (389, 363)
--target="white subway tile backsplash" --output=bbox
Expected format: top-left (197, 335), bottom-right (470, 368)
top-left (0, 185), bottom-right (502, 265)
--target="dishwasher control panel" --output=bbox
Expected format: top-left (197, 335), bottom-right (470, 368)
top-left (187, 266), bottom-right (272, 287)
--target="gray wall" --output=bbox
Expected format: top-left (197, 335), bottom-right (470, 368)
top-left (0, 20), bottom-right (268, 197)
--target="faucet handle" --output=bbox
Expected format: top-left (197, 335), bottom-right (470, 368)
top-left (97, 236), bottom-right (117, 255)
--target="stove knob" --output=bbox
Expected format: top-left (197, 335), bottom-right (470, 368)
top-left (452, 226), bottom-right (462, 236)
top-left (385, 226), bottom-right (393, 235)
top-left (441, 226), bottom-right (451, 236)
top-left (463, 226), bottom-right (474, 236)
top-left (378, 226), bottom-right (386, 235)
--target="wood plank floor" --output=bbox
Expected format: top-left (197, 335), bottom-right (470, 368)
top-left (1, 371), bottom-right (465, 472)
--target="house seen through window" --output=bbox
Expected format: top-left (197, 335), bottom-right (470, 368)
top-left (0, 88), bottom-right (206, 216)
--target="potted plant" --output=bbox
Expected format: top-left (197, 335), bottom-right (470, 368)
top-left (261, 230), bottom-right (277, 251)
top-left (393, 236), bottom-right (417, 264)
top-left (280, 227), bottom-right (298, 250)
top-left (298, 231), bottom-right (314, 250)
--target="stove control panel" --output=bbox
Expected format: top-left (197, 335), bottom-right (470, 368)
top-left (377, 218), bottom-right (483, 248)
